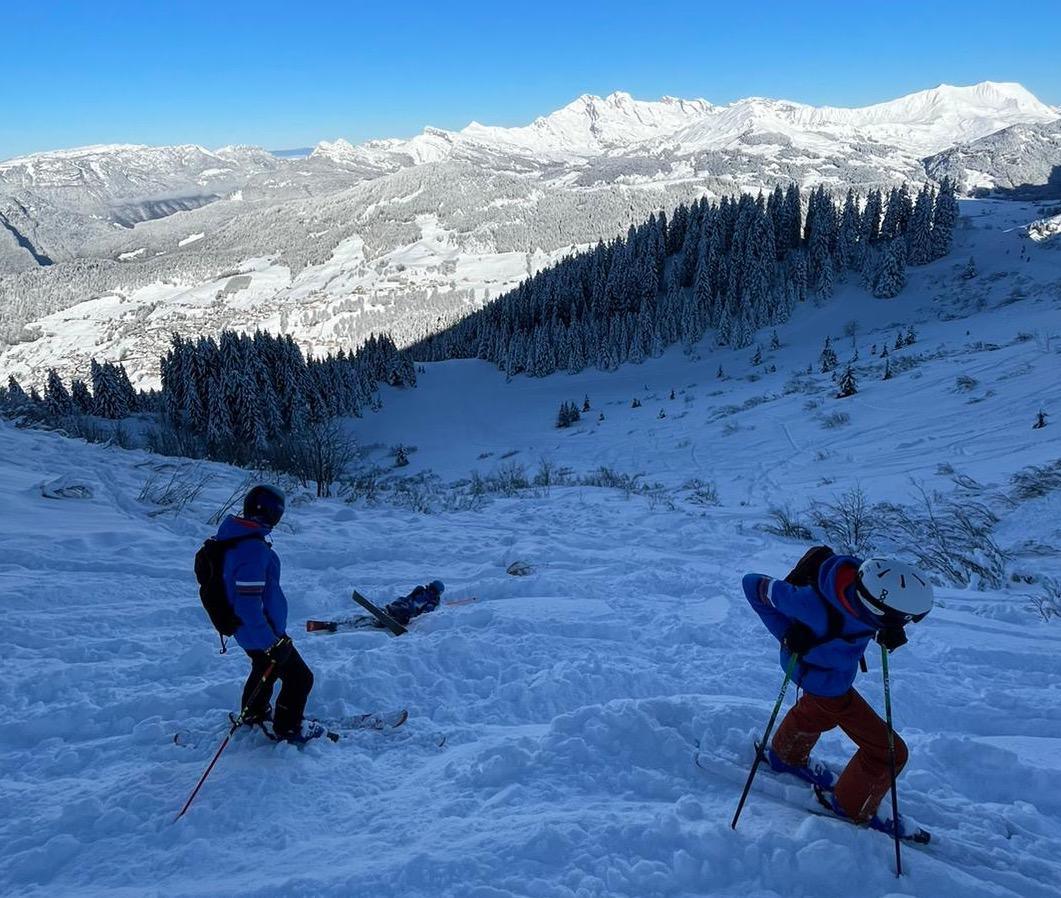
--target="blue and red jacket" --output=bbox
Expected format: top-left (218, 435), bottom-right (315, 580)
top-left (743, 554), bottom-right (879, 697)
top-left (216, 515), bottom-right (287, 652)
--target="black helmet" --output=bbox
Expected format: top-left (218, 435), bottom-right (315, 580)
top-left (243, 484), bottom-right (285, 527)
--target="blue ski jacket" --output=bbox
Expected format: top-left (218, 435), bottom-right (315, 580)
top-left (216, 515), bottom-right (287, 651)
top-left (743, 554), bottom-right (879, 697)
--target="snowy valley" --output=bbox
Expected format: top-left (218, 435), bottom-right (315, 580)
top-left (2, 81), bottom-right (1059, 391)
top-left (2, 197), bottom-right (1060, 898)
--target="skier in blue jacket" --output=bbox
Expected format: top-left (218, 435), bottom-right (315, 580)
top-left (742, 546), bottom-right (932, 831)
top-left (217, 485), bottom-right (317, 743)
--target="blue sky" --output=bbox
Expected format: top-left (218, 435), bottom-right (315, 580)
top-left (3, 0), bottom-right (1058, 159)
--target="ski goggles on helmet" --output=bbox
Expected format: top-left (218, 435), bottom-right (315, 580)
top-left (854, 574), bottom-right (929, 625)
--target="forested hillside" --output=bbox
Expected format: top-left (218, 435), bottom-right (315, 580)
top-left (411, 181), bottom-right (958, 374)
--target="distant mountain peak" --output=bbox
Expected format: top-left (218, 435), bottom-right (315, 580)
top-left (308, 80), bottom-right (1057, 167)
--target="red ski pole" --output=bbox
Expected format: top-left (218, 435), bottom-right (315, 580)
top-left (174, 658), bottom-right (277, 822)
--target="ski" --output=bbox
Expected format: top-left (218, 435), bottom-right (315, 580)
top-left (693, 743), bottom-right (931, 846)
top-left (320, 708), bottom-right (409, 734)
top-left (306, 615), bottom-right (380, 633)
top-left (350, 590), bottom-right (408, 636)
top-left (173, 708), bottom-right (409, 748)
top-left (443, 596), bottom-right (478, 607)
top-left (309, 595), bottom-right (477, 633)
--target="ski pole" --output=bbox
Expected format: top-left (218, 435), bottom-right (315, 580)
top-left (174, 659), bottom-right (277, 822)
top-left (731, 652), bottom-right (799, 830)
top-left (880, 644), bottom-right (903, 877)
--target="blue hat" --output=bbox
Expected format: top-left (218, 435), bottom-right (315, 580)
top-left (428, 580), bottom-right (445, 594)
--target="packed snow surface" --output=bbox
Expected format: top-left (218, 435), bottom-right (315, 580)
top-left (2, 201), bottom-right (1061, 897)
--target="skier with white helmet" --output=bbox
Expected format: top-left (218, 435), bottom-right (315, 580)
top-left (741, 546), bottom-right (933, 834)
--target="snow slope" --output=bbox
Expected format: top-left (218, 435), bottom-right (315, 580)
top-left (2, 199), bottom-right (1061, 897)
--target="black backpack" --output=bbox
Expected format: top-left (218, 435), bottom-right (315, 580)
top-left (784, 544), bottom-right (873, 670)
top-left (194, 534), bottom-right (261, 651)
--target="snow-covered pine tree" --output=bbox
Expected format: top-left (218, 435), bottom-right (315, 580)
top-left (5, 375), bottom-right (28, 410)
top-left (783, 183), bottom-right (802, 252)
top-left (906, 184), bottom-right (934, 266)
top-left (71, 379), bottom-right (93, 415)
top-left (862, 189), bottom-right (883, 244)
top-left (840, 365), bottom-right (857, 396)
top-left (872, 239), bottom-right (907, 299)
top-left (44, 369), bottom-right (73, 418)
top-left (91, 360), bottom-right (129, 419)
top-left (931, 177), bottom-right (959, 260)
top-left (770, 330), bottom-right (781, 351)
top-left (820, 337), bottom-right (839, 373)
top-left (205, 372), bottom-right (233, 456)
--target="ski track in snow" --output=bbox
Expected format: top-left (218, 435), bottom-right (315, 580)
top-left (2, 200), bottom-right (1061, 897)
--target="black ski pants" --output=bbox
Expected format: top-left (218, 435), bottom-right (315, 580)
top-left (242, 645), bottom-right (314, 736)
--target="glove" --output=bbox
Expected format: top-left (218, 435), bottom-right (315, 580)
top-left (876, 626), bottom-right (908, 652)
top-left (266, 635), bottom-right (293, 664)
top-left (783, 622), bottom-right (819, 656)
top-left (784, 545), bottom-right (835, 587)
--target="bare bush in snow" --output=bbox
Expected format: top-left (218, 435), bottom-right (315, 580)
top-left (139, 466), bottom-right (212, 516)
top-left (809, 486), bottom-right (878, 555)
top-left (877, 484), bottom-right (1006, 589)
top-left (1010, 459), bottom-right (1061, 501)
top-left (763, 505), bottom-right (814, 541)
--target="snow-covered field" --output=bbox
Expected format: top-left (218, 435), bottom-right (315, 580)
top-left (2, 200), bottom-right (1061, 897)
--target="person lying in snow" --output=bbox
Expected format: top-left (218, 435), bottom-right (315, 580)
top-left (383, 580), bottom-right (445, 626)
top-left (742, 546), bottom-right (933, 832)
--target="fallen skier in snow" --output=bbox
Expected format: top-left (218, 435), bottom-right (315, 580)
top-left (306, 581), bottom-right (446, 634)
top-left (741, 546), bottom-right (933, 840)
top-left (383, 580), bottom-right (445, 625)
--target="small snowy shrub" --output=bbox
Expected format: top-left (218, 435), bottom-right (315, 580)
top-left (580, 467), bottom-right (648, 499)
top-left (493, 462), bottom-right (529, 495)
top-left (138, 466), bottom-right (213, 516)
top-left (954, 374), bottom-right (978, 392)
top-left (684, 479), bottom-right (720, 507)
top-left (1009, 459), bottom-right (1061, 501)
top-left (1028, 578), bottom-right (1061, 622)
top-left (341, 466), bottom-right (387, 506)
top-left (877, 486), bottom-right (1006, 589)
top-left (57, 415), bottom-right (111, 445)
top-left (533, 458), bottom-right (574, 488)
top-left (809, 486), bottom-right (878, 555)
top-left (145, 421), bottom-right (203, 458)
top-left (763, 505), bottom-right (814, 541)
top-left (820, 411), bottom-right (850, 429)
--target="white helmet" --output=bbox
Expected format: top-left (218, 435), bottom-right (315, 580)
top-left (856, 558), bottom-right (933, 624)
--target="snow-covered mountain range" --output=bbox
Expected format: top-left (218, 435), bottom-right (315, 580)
top-left (1, 81), bottom-right (1058, 388)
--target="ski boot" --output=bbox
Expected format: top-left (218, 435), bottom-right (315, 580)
top-left (813, 787), bottom-right (931, 843)
top-left (763, 743), bottom-right (837, 790)
top-left (275, 721), bottom-right (327, 746)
